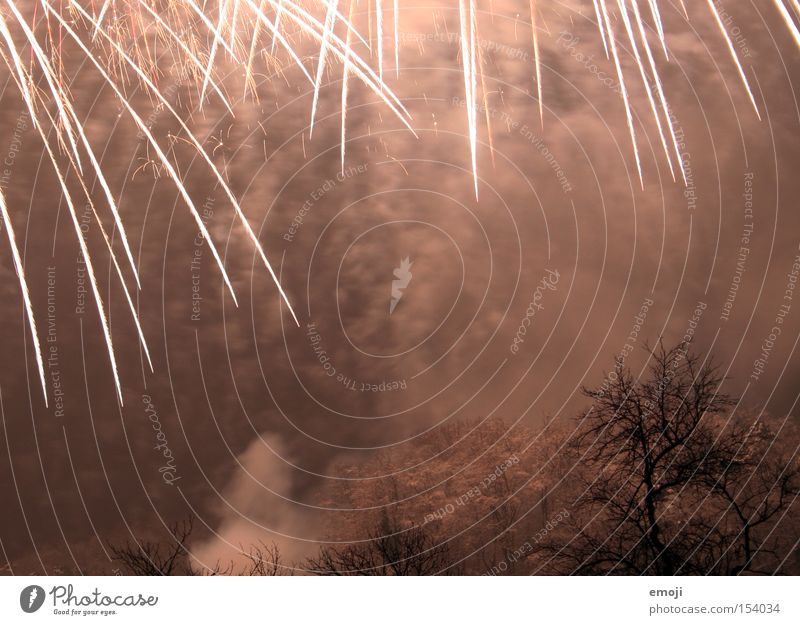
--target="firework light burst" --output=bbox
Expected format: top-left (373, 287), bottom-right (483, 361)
top-left (0, 0), bottom-right (798, 406)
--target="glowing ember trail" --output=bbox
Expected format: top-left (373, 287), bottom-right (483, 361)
top-left (529, 0), bottom-right (543, 127)
top-left (0, 0), bottom-right (795, 404)
top-left (706, 0), bottom-right (762, 120)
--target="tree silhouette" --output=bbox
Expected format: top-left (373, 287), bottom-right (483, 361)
top-left (306, 513), bottom-right (454, 575)
top-left (538, 342), bottom-right (800, 575)
top-left (109, 520), bottom-right (288, 575)
top-left (109, 520), bottom-right (197, 576)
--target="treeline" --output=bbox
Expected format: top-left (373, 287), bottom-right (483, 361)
top-left (111, 343), bottom-right (800, 575)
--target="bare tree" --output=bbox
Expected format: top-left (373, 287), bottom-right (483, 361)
top-left (110, 520), bottom-right (287, 575)
top-left (306, 513), bottom-right (455, 575)
top-left (693, 419), bottom-right (800, 574)
top-left (537, 342), bottom-right (799, 575)
top-left (241, 541), bottom-right (291, 576)
top-left (110, 520), bottom-right (197, 576)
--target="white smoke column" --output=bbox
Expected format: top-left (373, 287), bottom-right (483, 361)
top-left (191, 435), bottom-right (320, 571)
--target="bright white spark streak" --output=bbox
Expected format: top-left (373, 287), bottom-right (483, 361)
top-left (0, 188), bottom-right (48, 406)
top-left (599, 0), bottom-right (643, 185)
top-left (376, 0), bottom-right (384, 81)
top-left (706, 0), bottom-right (762, 120)
top-left (5, 2), bottom-right (144, 291)
top-left (32, 81), bottom-right (152, 367)
top-left (244, 0), bottom-right (315, 85)
top-left (530, 0), bottom-right (543, 126)
top-left (93, 0), bottom-right (113, 40)
top-left (630, 0), bottom-right (686, 185)
top-left (230, 0), bottom-right (241, 51)
top-left (773, 0), bottom-right (800, 50)
top-left (469, 0), bottom-right (478, 190)
top-left (245, 1), bottom-right (266, 98)
top-left (459, 0), bottom-right (479, 198)
top-left (592, 0), bottom-right (610, 58)
top-left (262, 0), bottom-right (415, 130)
top-left (617, 0), bottom-right (675, 181)
top-left (342, 0), bottom-right (356, 173)
top-left (646, 0), bottom-right (668, 58)
top-left (6, 2), bottom-right (84, 173)
top-left (34, 114), bottom-right (125, 404)
top-left (310, 0), bottom-right (339, 137)
top-left (68, 1), bottom-right (301, 325)
top-left (184, 0), bottom-right (239, 59)
top-left (85, 199), bottom-right (153, 372)
top-left (51, 3), bottom-right (240, 308)
top-left (136, 0), bottom-right (233, 114)
top-left (394, 0), bottom-right (400, 77)
top-left (271, 0), bottom-right (285, 54)
top-left (200, 0), bottom-right (230, 107)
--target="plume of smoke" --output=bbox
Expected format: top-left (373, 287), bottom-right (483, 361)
top-left (191, 434), bottom-right (320, 571)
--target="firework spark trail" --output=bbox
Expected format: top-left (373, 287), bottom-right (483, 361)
top-left (271, 0), bottom-right (284, 53)
top-left (529, 0), bottom-right (543, 127)
top-left (185, 0), bottom-right (238, 59)
top-left (6, 1), bottom-right (145, 291)
top-left (200, 0), bottom-right (231, 107)
top-left (310, 0), bottom-right (339, 137)
top-left (45, 2), bottom-right (256, 398)
top-left (310, 1), bottom-right (372, 50)
top-left (68, 0), bottom-right (302, 325)
top-left (5, 2), bottom-right (85, 174)
top-left (47, 155), bottom-right (124, 403)
top-left (599, 0), bottom-right (643, 186)
top-left (393, 0), bottom-right (399, 77)
top-left (48, 3), bottom-right (240, 306)
top-left (341, 0), bottom-right (355, 173)
top-left (773, 0), bottom-right (800, 50)
top-left (264, 0), bottom-right (415, 128)
top-left (0, 0), bottom-right (797, 404)
top-left (468, 0), bottom-right (477, 191)
top-left (458, 0), bottom-right (478, 198)
top-left (243, 0), bottom-right (315, 85)
top-left (645, 0), bottom-right (668, 58)
top-left (4, 3), bottom-right (76, 159)
top-left (591, 0), bottom-right (609, 58)
top-left (135, 0), bottom-right (234, 113)
top-left (244, 0), bottom-right (266, 98)
top-left (17, 24), bottom-right (151, 358)
top-left (29, 100), bottom-right (126, 403)
top-left (630, 0), bottom-right (686, 185)
top-left (84, 195), bottom-right (153, 373)
top-left (376, 0), bottom-right (383, 81)
top-left (93, 0), bottom-right (113, 39)
top-left (230, 0), bottom-right (241, 51)
top-left (706, 0), bottom-right (762, 120)
top-left (5, 1), bottom-right (340, 401)
top-left (0, 14), bottom-right (71, 406)
top-left (0, 188), bottom-right (48, 406)
top-left (617, 0), bottom-right (675, 181)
